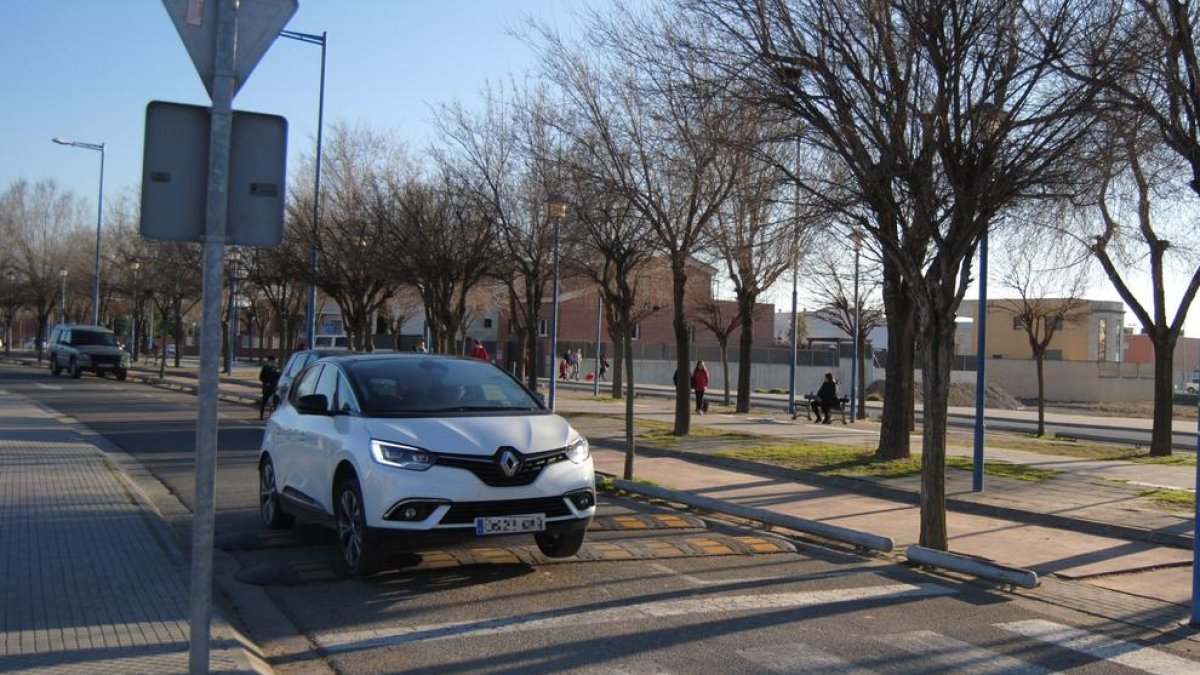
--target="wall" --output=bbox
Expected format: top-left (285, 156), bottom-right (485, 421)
top-left (945, 357), bottom-right (1154, 402)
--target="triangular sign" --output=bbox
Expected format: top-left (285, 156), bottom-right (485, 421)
top-left (162, 0), bottom-right (298, 98)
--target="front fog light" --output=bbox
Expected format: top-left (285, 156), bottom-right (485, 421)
top-left (565, 436), bottom-right (589, 464)
top-left (567, 489), bottom-right (595, 510)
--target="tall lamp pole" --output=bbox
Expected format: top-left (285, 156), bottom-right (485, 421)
top-left (972, 230), bottom-right (989, 492)
top-left (130, 259), bottom-right (141, 361)
top-left (547, 195), bottom-right (569, 411)
top-left (279, 29), bottom-right (327, 352)
top-left (4, 270), bottom-right (14, 355)
top-left (52, 138), bottom-right (104, 325)
top-left (225, 248), bottom-right (242, 374)
top-left (59, 269), bottom-right (68, 324)
top-left (593, 293), bottom-right (603, 397)
top-left (851, 229), bottom-right (863, 422)
top-left (788, 135), bottom-right (802, 418)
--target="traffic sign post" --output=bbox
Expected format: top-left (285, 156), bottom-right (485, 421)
top-left (158, 1), bottom-right (297, 673)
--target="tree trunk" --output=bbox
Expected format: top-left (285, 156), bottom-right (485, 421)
top-left (721, 341), bottom-right (731, 406)
top-left (877, 259), bottom-right (914, 460)
top-left (623, 326), bottom-right (636, 479)
top-left (1035, 352), bottom-right (1046, 437)
top-left (1149, 334), bottom-right (1176, 456)
top-left (918, 313), bottom-right (955, 551)
top-left (609, 321), bottom-right (625, 399)
top-left (735, 308), bottom-right (754, 413)
top-left (671, 261), bottom-right (691, 436)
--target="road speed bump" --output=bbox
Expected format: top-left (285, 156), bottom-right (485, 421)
top-left (590, 513), bottom-right (707, 531)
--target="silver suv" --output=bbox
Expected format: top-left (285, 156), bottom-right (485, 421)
top-left (48, 324), bottom-right (131, 380)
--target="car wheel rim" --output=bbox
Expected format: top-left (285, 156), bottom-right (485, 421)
top-left (259, 463), bottom-right (277, 522)
top-left (338, 489), bottom-right (363, 567)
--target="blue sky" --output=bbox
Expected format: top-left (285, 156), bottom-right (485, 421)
top-left (1, 0), bottom-right (584, 208)
top-left (2, 1), bottom-right (1191, 342)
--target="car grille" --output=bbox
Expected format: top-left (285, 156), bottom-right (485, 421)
top-left (441, 496), bottom-right (573, 524)
top-left (436, 448), bottom-right (569, 487)
top-left (93, 355), bottom-right (121, 367)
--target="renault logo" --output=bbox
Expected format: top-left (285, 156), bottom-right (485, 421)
top-left (497, 448), bottom-right (522, 477)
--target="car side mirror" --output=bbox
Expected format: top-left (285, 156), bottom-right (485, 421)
top-left (295, 393), bottom-right (329, 415)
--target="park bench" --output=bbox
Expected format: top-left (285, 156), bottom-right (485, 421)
top-left (793, 393), bottom-right (849, 424)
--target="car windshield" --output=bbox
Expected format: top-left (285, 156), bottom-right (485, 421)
top-left (72, 330), bottom-right (117, 347)
top-left (345, 358), bottom-right (543, 415)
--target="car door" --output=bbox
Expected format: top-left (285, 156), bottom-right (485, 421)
top-left (308, 366), bottom-right (361, 512)
top-left (279, 363), bottom-right (326, 507)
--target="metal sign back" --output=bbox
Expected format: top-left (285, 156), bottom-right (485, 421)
top-left (162, 0), bottom-right (298, 97)
top-left (140, 101), bottom-right (287, 246)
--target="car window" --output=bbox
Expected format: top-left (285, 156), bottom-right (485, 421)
top-left (314, 365), bottom-right (339, 412)
top-left (291, 364), bottom-right (324, 404)
top-left (71, 330), bottom-right (117, 347)
top-left (346, 358), bottom-right (541, 415)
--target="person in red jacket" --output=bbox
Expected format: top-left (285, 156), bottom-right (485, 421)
top-left (469, 338), bottom-right (489, 361)
top-left (691, 361), bottom-right (710, 414)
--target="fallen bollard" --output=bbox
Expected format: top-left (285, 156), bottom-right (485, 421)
top-left (906, 545), bottom-right (1039, 588)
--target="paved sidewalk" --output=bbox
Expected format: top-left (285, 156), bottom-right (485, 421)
top-left (0, 391), bottom-right (264, 674)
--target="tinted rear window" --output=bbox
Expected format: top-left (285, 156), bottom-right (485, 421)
top-left (72, 330), bottom-right (117, 347)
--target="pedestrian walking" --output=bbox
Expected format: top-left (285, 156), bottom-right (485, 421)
top-left (469, 338), bottom-right (489, 361)
top-left (569, 349), bottom-right (581, 380)
top-left (258, 355), bottom-right (281, 419)
top-left (414, 339), bottom-right (428, 353)
top-left (691, 360), bottom-right (710, 414)
top-left (599, 353), bottom-right (609, 382)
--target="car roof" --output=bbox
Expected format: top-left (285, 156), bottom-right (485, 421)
top-left (323, 353), bottom-right (473, 364)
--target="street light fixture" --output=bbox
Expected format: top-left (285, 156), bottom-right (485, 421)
top-left (58, 269), bottom-right (68, 324)
top-left (129, 258), bottom-right (142, 361)
top-left (279, 29), bottom-right (327, 352)
top-left (52, 137), bottom-right (104, 326)
top-left (547, 194), bottom-right (569, 412)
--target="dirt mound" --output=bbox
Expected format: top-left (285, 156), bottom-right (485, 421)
top-left (863, 380), bottom-right (1021, 410)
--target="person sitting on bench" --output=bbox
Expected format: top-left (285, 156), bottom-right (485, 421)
top-left (811, 372), bottom-right (841, 424)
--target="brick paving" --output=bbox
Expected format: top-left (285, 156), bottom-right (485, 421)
top-left (0, 393), bottom-right (257, 674)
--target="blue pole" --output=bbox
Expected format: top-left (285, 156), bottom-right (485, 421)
top-left (788, 267), bottom-right (798, 417)
top-left (973, 231), bottom-right (988, 492)
top-left (851, 234), bottom-right (860, 422)
top-left (1191, 398), bottom-right (1200, 626)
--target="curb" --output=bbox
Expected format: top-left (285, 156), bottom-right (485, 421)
top-left (906, 545), bottom-right (1039, 588)
top-left (619, 444), bottom-right (1195, 550)
top-left (612, 478), bottom-right (894, 552)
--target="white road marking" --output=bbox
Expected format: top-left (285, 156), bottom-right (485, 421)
top-left (737, 642), bottom-right (877, 674)
top-left (648, 562), bottom-right (870, 587)
top-left (889, 630), bottom-right (1051, 674)
top-left (33, 383), bottom-right (63, 390)
top-left (313, 583), bottom-right (955, 653)
top-left (996, 620), bottom-right (1200, 674)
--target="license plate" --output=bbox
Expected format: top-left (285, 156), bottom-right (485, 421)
top-left (475, 513), bottom-right (545, 535)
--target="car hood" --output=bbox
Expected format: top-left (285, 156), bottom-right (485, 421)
top-left (365, 414), bottom-right (576, 456)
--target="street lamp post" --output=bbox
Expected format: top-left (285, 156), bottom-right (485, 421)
top-left (547, 195), bottom-right (569, 411)
top-left (52, 137), bottom-right (104, 325)
top-left (851, 229), bottom-right (863, 422)
top-left (4, 270), bottom-right (15, 355)
top-left (130, 259), bottom-right (142, 361)
top-left (59, 269), bottom-right (68, 324)
top-left (593, 293), bottom-right (603, 397)
top-left (279, 29), bottom-right (327, 352)
top-left (225, 248), bottom-right (242, 374)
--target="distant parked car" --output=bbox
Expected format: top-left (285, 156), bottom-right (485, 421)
top-left (1186, 378), bottom-right (1199, 394)
top-left (47, 324), bottom-right (131, 380)
top-left (257, 353), bottom-right (595, 576)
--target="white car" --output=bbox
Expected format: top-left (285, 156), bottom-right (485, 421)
top-left (258, 353), bottom-right (596, 575)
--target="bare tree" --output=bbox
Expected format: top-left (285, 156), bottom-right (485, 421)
top-left (1056, 1), bottom-right (1200, 456)
top-left (992, 222), bottom-right (1092, 436)
top-left (691, 0), bottom-right (1098, 550)
top-left (691, 297), bottom-right (741, 406)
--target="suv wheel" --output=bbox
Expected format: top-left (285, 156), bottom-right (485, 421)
top-left (116, 369), bottom-right (128, 382)
top-left (70, 359), bottom-right (82, 379)
top-left (50, 357), bottom-right (61, 377)
top-left (534, 528), bottom-right (586, 558)
top-left (334, 477), bottom-right (381, 577)
top-left (258, 458), bottom-right (295, 529)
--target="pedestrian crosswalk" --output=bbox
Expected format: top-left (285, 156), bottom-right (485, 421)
top-left (573, 620), bottom-right (1198, 674)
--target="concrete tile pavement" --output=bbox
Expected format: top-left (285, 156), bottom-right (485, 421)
top-left (0, 391), bottom-right (266, 674)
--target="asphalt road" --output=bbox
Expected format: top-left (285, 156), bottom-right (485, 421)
top-left (5, 364), bottom-right (1199, 674)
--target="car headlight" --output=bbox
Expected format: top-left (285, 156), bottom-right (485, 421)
top-left (371, 440), bottom-right (436, 471)
top-left (565, 435), bottom-right (590, 464)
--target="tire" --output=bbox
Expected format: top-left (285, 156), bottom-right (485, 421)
top-left (50, 357), bottom-right (60, 377)
top-left (334, 476), bottom-right (382, 577)
top-left (258, 457), bottom-right (295, 529)
top-left (534, 528), bottom-right (587, 558)
top-left (70, 359), bottom-right (82, 379)
top-left (116, 369), bottom-right (128, 382)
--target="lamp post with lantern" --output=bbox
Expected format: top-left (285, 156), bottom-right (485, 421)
top-left (52, 137), bottom-right (104, 325)
top-left (547, 195), bottom-right (569, 411)
top-left (224, 248), bottom-right (243, 374)
top-left (129, 258), bottom-right (142, 361)
top-left (59, 269), bottom-right (68, 324)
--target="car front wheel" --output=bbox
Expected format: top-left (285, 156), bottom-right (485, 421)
top-left (70, 359), bottom-right (82, 379)
top-left (534, 527), bottom-right (587, 558)
top-left (334, 477), bottom-right (381, 577)
top-left (116, 369), bottom-right (128, 381)
top-left (258, 458), bottom-right (295, 529)
top-left (50, 358), bottom-right (60, 377)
